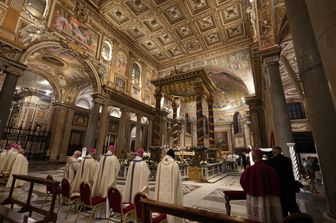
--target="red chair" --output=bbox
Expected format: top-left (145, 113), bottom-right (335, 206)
top-left (107, 187), bottom-right (135, 223)
top-left (75, 182), bottom-right (106, 223)
top-left (134, 192), bottom-right (167, 223)
top-left (57, 178), bottom-right (80, 219)
top-left (40, 175), bottom-right (61, 209)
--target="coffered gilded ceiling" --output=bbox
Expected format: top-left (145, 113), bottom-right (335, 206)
top-left (101, 0), bottom-right (252, 64)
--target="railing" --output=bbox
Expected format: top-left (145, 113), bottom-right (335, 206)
top-left (140, 198), bottom-right (259, 223)
top-left (1, 127), bottom-right (51, 160)
top-left (1, 174), bottom-right (59, 223)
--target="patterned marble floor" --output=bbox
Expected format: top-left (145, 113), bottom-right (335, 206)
top-left (0, 163), bottom-right (329, 222)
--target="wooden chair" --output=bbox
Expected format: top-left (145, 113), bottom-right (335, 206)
top-left (107, 186), bottom-right (135, 223)
top-left (40, 175), bottom-right (61, 209)
top-left (75, 182), bottom-right (106, 223)
top-left (223, 190), bottom-right (246, 216)
top-left (57, 178), bottom-right (80, 219)
top-left (134, 192), bottom-right (166, 223)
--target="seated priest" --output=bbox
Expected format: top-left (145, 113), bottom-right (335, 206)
top-left (6, 148), bottom-right (28, 188)
top-left (64, 150), bottom-right (81, 184)
top-left (124, 147), bottom-right (150, 202)
top-left (71, 147), bottom-right (98, 193)
top-left (92, 145), bottom-right (120, 197)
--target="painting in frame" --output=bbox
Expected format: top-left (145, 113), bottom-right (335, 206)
top-left (215, 131), bottom-right (229, 151)
top-left (49, 3), bottom-right (99, 55)
top-left (115, 76), bottom-right (126, 92)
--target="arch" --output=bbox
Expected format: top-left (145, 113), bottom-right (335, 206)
top-left (19, 40), bottom-right (102, 94)
top-left (76, 98), bottom-right (91, 109)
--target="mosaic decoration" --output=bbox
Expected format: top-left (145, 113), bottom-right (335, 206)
top-left (50, 3), bottom-right (99, 55)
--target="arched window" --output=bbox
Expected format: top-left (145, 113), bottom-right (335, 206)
top-left (101, 40), bottom-right (112, 61)
top-left (233, 112), bottom-right (243, 134)
top-left (132, 63), bottom-right (141, 86)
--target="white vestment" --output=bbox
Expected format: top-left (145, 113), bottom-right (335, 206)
top-left (92, 152), bottom-right (120, 198)
top-left (6, 154), bottom-right (28, 188)
top-left (64, 156), bottom-right (80, 184)
top-left (71, 154), bottom-right (98, 193)
top-left (1, 149), bottom-right (19, 175)
top-left (124, 156), bottom-right (150, 202)
top-left (246, 195), bottom-right (283, 223)
top-left (155, 155), bottom-right (183, 223)
top-left (0, 150), bottom-right (7, 173)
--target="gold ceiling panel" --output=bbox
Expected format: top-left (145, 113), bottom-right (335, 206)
top-left (102, 0), bottom-right (251, 63)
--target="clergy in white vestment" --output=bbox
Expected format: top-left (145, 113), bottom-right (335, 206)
top-left (6, 149), bottom-right (28, 188)
top-left (0, 147), bottom-right (10, 174)
top-left (92, 145), bottom-right (120, 197)
top-left (71, 147), bottom-right (98, 193)
top-left (124, 148), bottom-right (150, 202)
top-left (1, 144), bottom-right (20, 175)
top-left (155, 149), bottom-right (183, 223)
top-left (64, 150), bottom-right (81, 184)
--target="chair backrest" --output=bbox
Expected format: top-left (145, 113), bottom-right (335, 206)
top-left (107, 187), bottom-right (122, 213)
top-left (282, 213), bottom-right (314, 223)
top-left (61, 178), bottom-right (70, 198)
top-left (46, 175), bottom-right (53, 193)
top-left (134, 192), bottom-right (148, 223)
top-left (80, 182), bottom-right (92, 206)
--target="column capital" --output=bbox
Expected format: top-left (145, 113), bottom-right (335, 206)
top-left (0, 57), bottom-right (26, 76)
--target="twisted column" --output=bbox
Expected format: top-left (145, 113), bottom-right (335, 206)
top-left (195, 82), bottom-right (204, 146)
top-left (152, 88), bottom-right (162, 146)
top-left (207, 96), bottom-right (215, 147)
top-left (172, 100), bottom-right (178, 147)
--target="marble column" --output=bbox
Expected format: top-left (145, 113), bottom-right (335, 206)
top-left (96, 103), bottom-right (109, 156)
top-left (84, 102), bottom-right (100, 148)
top-left (305, 0), bottom-right (336, 108)
top-left (0, 58), bottom-right (26, 137)
top-left (152, 88), bottom-right (162, 146)
top-left (285, 0), bottom-right (336, 218)
top-left (245, 96), bottom-right (268, 147)
top-left (195, 82), bottom-right (204, 146)
top-left (207, 96), bottom-right (215, 147)
top-left (116, 108), bottom-right (129, 157)
top-left (49, 104), bottom-right (68, 160)
top-left (147, 117), bottom-right (153, 148)
top-left (243, 119), bottom-right (251, 147)
top-left (172, 100), bottom-right (178, 147)
top-left (135, 113), bottom-right (142, 149)
top-left (60, 107), bottom-right (75, 160)
top-left (264, 55), bottom-right (293, 157)
top-left (161, 110), bottom-right (169, 146)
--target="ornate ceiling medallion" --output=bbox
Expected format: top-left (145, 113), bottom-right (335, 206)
top-left (74, 1), bottom-right (88, 23)
top-left (196, 16), bottom-right (216, 32)
top-left (157, 33), bottom-right (174, 46)
top-left (141, 40), bottom-right (158, 51)
top-left (186, 0), bottom-right (210, 15)
top-left (221, 4), bottom-right (242, 24)
top-left (175, 25), bottom-right (194, 40)
top-left (107, 8), bottom-right (130, 25)
top-left (204, 32), bottom-right (222, 46)
top-left (152, 51), bottom-right (168, 60)
top-left (225, 23), bottom-right (245, 40)
top-left (184, 39), bottom-right (202, 53)
top-left (126, 26), bottom-right (145, 39)
top-left (143, 18), bottom-right (163, 32)
top-left (167, 46), bottom-right (184, 57)
top-left (125, 0), bottom-right (149, 15)
top-left (163, 4), bottom-right (185, 25)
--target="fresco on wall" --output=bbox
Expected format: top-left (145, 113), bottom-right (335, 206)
top-left (50, 3), bottom-right (99, 55)
top-left (215, 131), bottom-right (229, 151)
top-left (115, 51), bottom-right (127, 75)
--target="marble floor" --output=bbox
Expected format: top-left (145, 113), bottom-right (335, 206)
top-left (0, 163), bottom-right (329, 222)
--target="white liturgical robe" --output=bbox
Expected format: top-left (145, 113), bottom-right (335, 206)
top-left (64, 156), bottom-right (80, 184)
top-left (155, 155), bottom-right (183, 223)
top-left (71, 154), bottom-right (98, 193)
top-left (6, 154), bottom-right (28, 188)
top-left (124, 156), bottom-right (150, 202)
top-left (0, 150), bottom-right (7, 173)
top-left (92, 152), bottom-right (120, 198)
top-left (1, 149), bottom-right (18, 175)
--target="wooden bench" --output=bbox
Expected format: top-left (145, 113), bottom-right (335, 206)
top-left (223, 190), bottom-right (246, 216)
top-left (1, 174), bottom-right (60, 223)
top-left (0, 204), bottom-right (36, 223)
